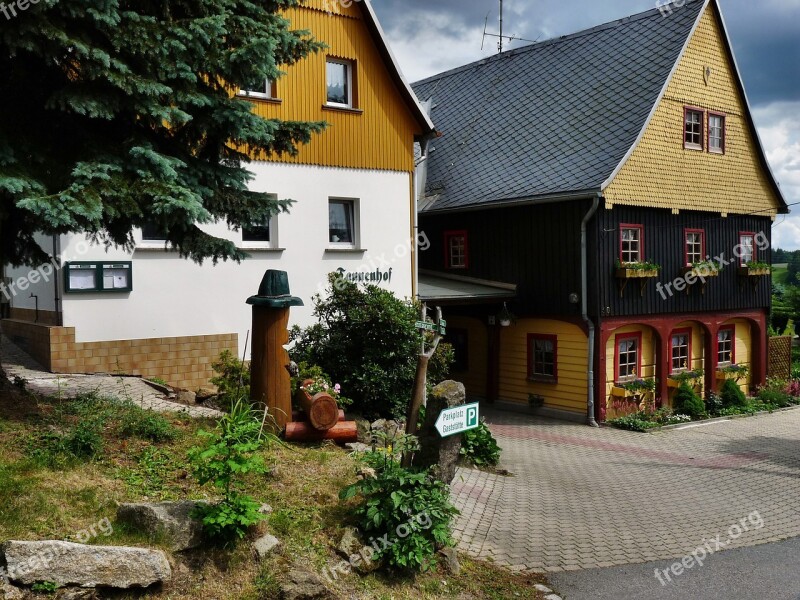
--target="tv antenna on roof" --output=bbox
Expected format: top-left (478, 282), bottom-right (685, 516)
top-left (481, 0), bottom-right (539, 54)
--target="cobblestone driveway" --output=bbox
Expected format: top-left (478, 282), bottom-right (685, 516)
top-left (451, 407), bottom-right (800, 573)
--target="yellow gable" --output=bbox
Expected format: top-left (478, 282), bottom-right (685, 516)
top-left (603, 3), bottom-right (783, 217)
top-left (244, 1), bottom-right (421, 173)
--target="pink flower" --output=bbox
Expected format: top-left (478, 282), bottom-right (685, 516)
top-left (334, 384), bottom-right (341, 393)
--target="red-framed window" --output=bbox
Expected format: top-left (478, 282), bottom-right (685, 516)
top-left (670, 328), bottom-right (693, 373)
top-left (717, 325), bottom-right (735, 365)
top-left (708, 112), bottom-right (726, 154)
top-left (615, 332), bottom-right (642, 382)
top-left (738, 232), bottom-right (756, 266)
top-left (619, 224), bottom-right (644, 264)
top-left (444, 230), bottom-right (468, 269)
top-left (527, 334), bottom-right (558, 383)
top-left (684, 107), bottom-right (704, 150)
top-left (684, 229), bottom-right (706, 266)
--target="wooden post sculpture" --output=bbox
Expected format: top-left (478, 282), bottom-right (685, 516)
top-left (247, 270), bottom-right (303, 431)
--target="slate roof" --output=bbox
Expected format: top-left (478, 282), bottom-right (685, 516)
top-left (412, 0), bottom-right (706, 213)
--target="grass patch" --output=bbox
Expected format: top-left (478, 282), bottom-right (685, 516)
top-left (0, 387), bottom-right (549, 599)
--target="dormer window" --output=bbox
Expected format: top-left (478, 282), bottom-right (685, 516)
top-left (684, 108), bottom-right (704, 150)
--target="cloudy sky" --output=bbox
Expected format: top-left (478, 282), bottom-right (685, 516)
top-left (371, 0), bottom-right (800, 250)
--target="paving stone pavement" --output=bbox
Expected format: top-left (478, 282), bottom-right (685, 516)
top-left (451, 406), bottom-right (800, 573)
top-left (0, 335), bottom-right (223, 418)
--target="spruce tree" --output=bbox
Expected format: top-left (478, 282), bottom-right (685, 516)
top-left (0, 0), bottom-right (325, 268)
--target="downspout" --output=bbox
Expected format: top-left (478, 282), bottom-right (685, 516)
top-left (414, 137), bottom-right (431, 302)
top-left (52, 235), bottom-right (62, 326)
top-left (582, 193), bottom-right (601, 427)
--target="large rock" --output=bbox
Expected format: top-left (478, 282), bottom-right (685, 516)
top-left (117, 501), bottom-right (205, 551)
top-left (280, 568), bottom-right (337, 600)
top-left (253, 534), bottom-right (281, 559)
top-left (2, 541), bottom-right (171, 589)
top-left (335, 527), bottom-right (381, 574)
top-left (416, 380), bottom-right (466, 484)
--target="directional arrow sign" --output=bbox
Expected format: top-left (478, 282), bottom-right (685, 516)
top-left (415, 320), bottom-right (447, 335)
top-left (435, 402), bottom-right (480, 437)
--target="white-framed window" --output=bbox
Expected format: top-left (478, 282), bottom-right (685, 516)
top-left (708, 113), bottom-right (725, 154)
top-left (326, 59), bottom-right (354, 108)
top-left (684, 108), bottom-right (704, 150)
top-left (328, 198), bottom-right (359, 248)
top-left (718, 327), bottom-right (734, 364)
top-left (671, 330), bottom-right (691, 373)
top-left (739, 233), bottom-right (756, 266)
top-left (241, 194), bottom-right (279, 249)
top-left (617, 335), bottom-right (640, 381)
top-left (620, 225), bottom-right (643, 264)
top-left (685, 229), bottom-right (705, 266)
top-left (239, 79), bottom-right (276, 100)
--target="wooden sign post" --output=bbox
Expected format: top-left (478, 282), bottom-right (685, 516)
top-left (247, 270), bottom-right (303, 431)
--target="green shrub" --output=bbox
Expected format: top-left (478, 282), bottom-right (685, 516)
top-left (756, 388), bottom-right (792, 408)
top-left (705, 392), bottom-right (725, 417)
top-left (291, 275), bottom-right (452, 420)
top-left (672, 383), bottom-right (706, 419)
top-left (720, 379), bottom-right (748, 408)
top-left (460, 421), bottom-right (501, 467)
top-left (606, 414), bottom-right (661, 432)
top-left (339, 438), bottom-right (459, 572)
top-left (188, 400), bottom-right (272, 542)
top-left (65, 417), bottom-right (105, 459)
top-left (119, 404), bottom-right (177, 442)
top-left (211, 350), bottom-right (250, 411)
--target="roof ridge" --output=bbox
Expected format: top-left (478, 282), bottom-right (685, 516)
top-left (412, 0), bottom-right (704, 89)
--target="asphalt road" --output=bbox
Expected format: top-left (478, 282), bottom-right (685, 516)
top-left (549, 536), bottom-right (800, 600)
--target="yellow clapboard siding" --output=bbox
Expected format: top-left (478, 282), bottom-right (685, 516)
top-left (244, 1), bottom-right (419, 173)
top-left (604, 4), bottom-right (781, 217)
top-left (604, 325), bottom-right (658, 416)
top-left (498, 318), bottom-right (588, 414)
top-left (727, 319), bottom-right (752, 393)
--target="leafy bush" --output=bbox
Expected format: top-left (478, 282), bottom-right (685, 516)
top-left (291, 275), bottom-right (452, 420)
top-left (65, 416), bottom-right (106, 459)
top-left (339, 438), bottom-right (459, 572)
top-left (720, 379), bottom-right (748, 408)
top-left (188, 400), bottom-right (271, 542)
top-left (606, 413), bottom-right (661, 432)
top-left (119, 404), bottom-right (177, 442)
top-left (787, 380), bottom-right (800, 398)
top-left (211, 350), bottom-right (250, 411)
top-left (705, 392), bottom-right (725, 417)
top-left (460, 421), bottom-right (501, 467)
top-left (672, 383), bottom-right (706, 420)
top-left (756, 388), bottom-right (792, 408)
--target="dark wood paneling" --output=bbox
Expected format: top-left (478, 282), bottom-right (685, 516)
top-left (595, 204), bottom-right (773, 318)
top-left (419, 200), bottom-right (590, 317)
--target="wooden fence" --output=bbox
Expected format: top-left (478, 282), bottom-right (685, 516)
top-left (768, 336), bottom-right (793, 381)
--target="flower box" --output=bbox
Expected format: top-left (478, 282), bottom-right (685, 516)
top-left (611, 386), bottom-right (634, 398)
top-left (615, 268), bottom-right (659, 279)
top-left (681, 266), bottom-right (720, 278)
top-left (716, 370), bottom-right (746, 381)
top-left (738, 266), bottom-right (771, 277)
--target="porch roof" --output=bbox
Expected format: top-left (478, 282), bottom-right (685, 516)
top-left (418, 270), bottom-right (517, 305)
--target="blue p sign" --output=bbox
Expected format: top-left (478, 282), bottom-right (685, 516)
top-left (466, 406), bottom-right (478, 428)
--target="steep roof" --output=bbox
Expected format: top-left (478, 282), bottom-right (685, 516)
top-left (412, 0), bottom-right (785, 214)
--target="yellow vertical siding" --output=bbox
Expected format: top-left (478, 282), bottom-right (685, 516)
top-left (498, 319), bottom-right (588, 414)
top-left (445, 316), bottom-right (488, 399)
top-left (604, 5), bottom-right (781, 216)
top-left (666, 321), bottom-right (706, 404)
top-left (244, 1), bottom-right (420, 173)
top-left (726, 319), bottom-right (752, 393)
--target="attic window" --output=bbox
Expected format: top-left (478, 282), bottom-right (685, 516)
top-left (326, 59), bottom-right (354, 108)
top-left (708, 113), bottom-right (725, 154)
top-left (684, 108), bottom-right (704, 150)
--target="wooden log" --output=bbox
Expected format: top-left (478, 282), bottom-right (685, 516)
top-left (284, 421), bottom-right (358, 444)
top-left (293, 409), bottom-right (345, 423)
top-left (294, 379), bottom-right (340, 431)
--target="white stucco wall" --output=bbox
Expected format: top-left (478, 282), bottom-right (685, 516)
top-left (58, 163), bottom-right (416, 358)
top-left (3, 233), bottom-right (59, 313)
